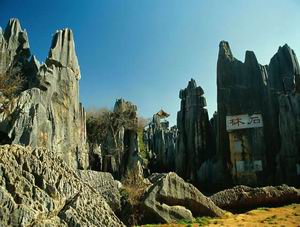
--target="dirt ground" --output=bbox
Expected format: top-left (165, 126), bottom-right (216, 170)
top-left (140, 203), bottom-right (300, 227)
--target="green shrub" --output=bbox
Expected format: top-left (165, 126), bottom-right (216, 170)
top-left (194, 216), bottom-right (212, 226)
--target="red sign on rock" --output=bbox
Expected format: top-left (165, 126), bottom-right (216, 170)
top-left (226, 114), bottom-right (263, 131)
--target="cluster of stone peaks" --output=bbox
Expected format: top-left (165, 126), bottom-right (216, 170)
top-left (3, 18), bottom-right (298, 190)
top-left (0, 18), bottom-right (300, 226)
top-left (144, 41), bottom-right (300, 189)
top-left (0, 18), bottom-right (87, 169)
top-left (215, 40), bottom-right (300, 186)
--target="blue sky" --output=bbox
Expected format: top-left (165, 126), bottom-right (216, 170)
top-left (1, 0), bottom-right (300, 125)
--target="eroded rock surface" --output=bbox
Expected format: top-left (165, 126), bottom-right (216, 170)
top-left (142, 172), bottom-right (224, 224)
top-left (210, 185), bottom-right (300, 211)
top-left (89, 98), bottom-right (144, 180)
top-left (77, 170), bottom-right (121, 212)
top-left (214, 41), bottom-right (300, 187)
top-left (144, 113), bottom-right (177, 173)
top-left (176, 79), bottom-right (215, 183)
top-left (0, 19), bottom-right (88, 169)
top-left (0, 145), bottom-right (125, 227)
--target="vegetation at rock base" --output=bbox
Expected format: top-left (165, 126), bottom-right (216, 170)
top-left (119, 169), bottom-right (149, 226)
top-left (176, 216), bottom-right (212, 226)
top-left (121, 169), bottom-right (148, 205)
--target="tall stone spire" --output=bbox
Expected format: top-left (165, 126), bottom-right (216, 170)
top-left (46, 28), bottom-right (80, 79)
top-left (176, 79), bottom-right (214, 183)
top-left (4, 18), bottom-right (30, 55)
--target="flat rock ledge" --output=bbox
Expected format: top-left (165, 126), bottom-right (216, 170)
top-left (210, 185), bottom-right (300, 211)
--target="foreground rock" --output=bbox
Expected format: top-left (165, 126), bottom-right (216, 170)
top-left (211, 185), bottom-right (300, 211)
top-left (77, 170), bottom-right (121, 212)
top-left (142, 172), bottom-right (224, 224)
top-left (0, 145), bottom-right (125, 227)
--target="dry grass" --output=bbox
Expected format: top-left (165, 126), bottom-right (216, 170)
top-left (122, 169), bottom-right (148, 206)
top-left (0, 70), bottom-right (24, 114)
top-left (138, 203), bottom-right (300, 227)
top-left (120, 169), bottom-right (149, 226)
top-left (0, 71), bottom-right (24, 98)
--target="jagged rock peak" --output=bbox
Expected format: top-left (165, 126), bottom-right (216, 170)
top-left (29, 55), bottom-right (40, 72)
top-left (278, 43), bottom-right (293, 53)
top-left (46, 28), bottom-right (80, 79)
top-left (244, 50), bottom-right (258, 65)
top-left (187, 78), bottom-right (197, 89)
top-left (2, 18), bottom-right (30, 55)
top-left (218, 41), bottom-right (234, 61)
top-left (268, 43), bottom-right (300, 93)
top-left (114, 98), bottom-right (137, 112)
top-left (180, 79), bottom-right (205, 98)
top-left (4, 18), bottom-right (22, 39)
top-left (270, 43), bottom-right (300, 75)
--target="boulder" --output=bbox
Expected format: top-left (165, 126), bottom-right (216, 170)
top-left (142, 172), bottom-right (224, 224)
top-left (77, 170), bottom-right (122, 212)
top-left (0, 145), bottom-right (125, 227)
top-left (210, 185), bottom-right (300, 211)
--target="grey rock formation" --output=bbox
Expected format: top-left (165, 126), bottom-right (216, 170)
top-left (277, 94), bottom-right (300, 184)
top-left (144, 113), bottom-right (177, 173)
top-left (216, 41), bottom-right (267, 187)
top-left (0, 144), bottom-right (125, 227)
top-left (99, 99), bottom-right (142, 179)
top-left (0, 19), bottom-right (88, 169)
top-left (176, 79), bottom-right (215, 183)
top-left (144, 42), bottom-right (300, 190)
top-left (214, 41), bottom-right (300, 187)
top-left (77, 170), bottom-right (122, 212)
top-left (46, 29), bottom-right (80, 79)
top-left (210, 185), bottom-right (300, 211)
top-left (142, 172), bottom-right (224, 224)
top-left (0, 18), bottom-right (30, 73)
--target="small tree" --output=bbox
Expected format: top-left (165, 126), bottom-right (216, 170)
top-left (86, 107), bottom-right (112, 144)
top-left (137, 116), bottom-right (151, 130)
top-left (86, 106), bottom-right (140, 147)
top-left (0, 71), bottom-right (24, 98)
